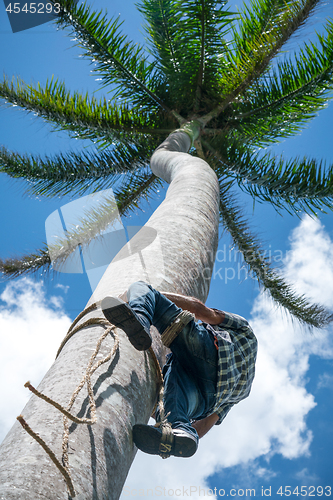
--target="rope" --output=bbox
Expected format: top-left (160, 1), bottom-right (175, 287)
top-left (158, 420), bottom-right (174, 459)
top-left (149, 311), bottom-right (194, 419)
top-left (56, 301), bottom-right (102, 359)
top-left (17, 300), bottom-right (176, 495)
top-left (153, 385), bottom-right (173, 459)
top-left (18, 303), bottom-right (120, 498)
top-left (161, 310), bottom-right (195, 347)
top-left (17, 415), bottom-right (76, 499)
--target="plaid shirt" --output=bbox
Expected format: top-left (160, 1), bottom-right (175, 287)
top-left (203, 311), bottom-right (257, 425)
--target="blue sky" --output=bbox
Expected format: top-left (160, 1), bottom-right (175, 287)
top-left (0, 1), bottom-right (333, 498)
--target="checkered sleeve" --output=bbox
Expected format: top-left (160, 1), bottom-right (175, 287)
top-left (219, 311), bottom-right (251, 330)
top-left (213, 309), bottom-right (256, 340)
top-left (214, 402), bottom-right (234, 425)
top-left (210, 309), bottom-right (257, 425)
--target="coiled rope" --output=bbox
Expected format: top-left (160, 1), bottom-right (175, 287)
top-left (17, 301), bottom-right (164, 498)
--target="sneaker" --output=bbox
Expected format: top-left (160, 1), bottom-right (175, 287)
top-left (101, 296), bottom-right (152, 351)
top-left (132, 424), bottom-right (198, 458)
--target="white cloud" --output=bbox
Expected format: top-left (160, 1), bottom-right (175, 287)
top-left (122, 216), bottom-right (333, 498)
top-left (285, 216), bottom-right (333, 307)
top-left (0, 278), bottom-right (71, 442)
top-left (316, 372), bottom-right (333, 391)
top-left (294, 467), bottom-right (319, 483)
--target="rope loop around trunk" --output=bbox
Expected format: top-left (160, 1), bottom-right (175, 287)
top-left (17, 301), bottom-right (164, 498)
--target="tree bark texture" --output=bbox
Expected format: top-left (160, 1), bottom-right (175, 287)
top-left (0, 131), bottom-right (220, 499)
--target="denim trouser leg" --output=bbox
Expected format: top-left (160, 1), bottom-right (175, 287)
top-left (160, 322), bottom-right (218, 442)
top-left (127, 281), bottom-right (218, 443)
top-left (127, 280), bottom-right (183, 332)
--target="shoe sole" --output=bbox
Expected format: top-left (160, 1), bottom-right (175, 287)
top-left (101, 297), bottom-right (152, 351)
top-left (133, 424), bottom-right (197, 458)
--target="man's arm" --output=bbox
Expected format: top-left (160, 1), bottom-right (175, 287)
top-left (118, 289), bottom-right (225, 325)
top-left (160, 291), bottom-right (225, 325)
top-left (191, 413), bottom-right (219, 438)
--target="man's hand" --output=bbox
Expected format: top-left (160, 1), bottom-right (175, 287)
top-left (192, 413), bottom-right (219, 438)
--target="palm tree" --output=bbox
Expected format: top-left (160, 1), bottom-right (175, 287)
top-left (0, 0), bottom-right (333, 497)
top-left (1, 0), bottom-right (333, 327)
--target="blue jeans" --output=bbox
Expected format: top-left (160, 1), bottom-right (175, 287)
top-left (127, 281), bottom-right (218, 443)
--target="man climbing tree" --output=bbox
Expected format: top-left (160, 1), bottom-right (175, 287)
top-left (102, 280), bottom-right (257, 459)
top-left (1, 0), bottom-right (333, 496)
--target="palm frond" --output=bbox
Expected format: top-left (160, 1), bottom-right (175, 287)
top-left (0, 76), bottom-right (176, 143)
top-left (201, 0), bottom-right (321, 124)
top-left (202, 136), bottom-right (333, 215)
top-left (226, 20), bottom-right (333, 144)
top-left (53, 0), bottom-right (169, 112)
top-left (137, 0), bottom-right (234, 113)
top-left (114, 169), bottom-right (162, 218)
top-left (0, 134), bottom-right (162, 197)
top-left (233, 154), bottom-right (333, 216)
top-left (0, 246), bottom-right (51, 280)
top-left (218, 178), bottom-right (333, 328)
top-left (225, 0), bottom-right (320, 91)
top-left (0, 171), bottom-right (161, 279)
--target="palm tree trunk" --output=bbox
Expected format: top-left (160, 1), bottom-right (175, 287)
top-left (0, 130), bottom-right (220, 499)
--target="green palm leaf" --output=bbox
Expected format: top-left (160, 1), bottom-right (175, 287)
top-left (0, 76), bottom-right (176, 143)
top-left (137, 0), bottom-right (234, 112)
top-left (0, 135), bottom-right (162, 197)
top-left (54, 0), bottom-right (169, 112)
top-left (218, 179), bottom-right (333, 328)
top-left (202, 0), bottom-right (321, 124)
top-left (225, 0), bottom-right (319, 90)
top-left (0, 170), bottom-right (161, 279)
top-left (226, 21), bottom-right (333, 144)
top-left (202, 136), bottom-right (333, 215)
top-left (233, 154), bottom-right (333, 216)
top-left (0, 246), bottom-right (50, 280)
